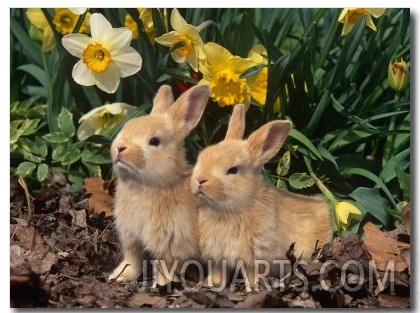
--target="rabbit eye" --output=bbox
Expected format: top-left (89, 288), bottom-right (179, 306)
top-left (149, 137), bottom-right (160, 146)
top-left (227, 166), bottom-right (238, 175)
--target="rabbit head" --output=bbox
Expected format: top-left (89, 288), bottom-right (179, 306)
top-left (111, 84), bottom-right (210, 186)
top-left (191, 104), bottom-right (292, 212)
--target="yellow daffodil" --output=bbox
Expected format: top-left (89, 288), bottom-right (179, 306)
top-left (155, 8), bottom-right (211, 72)
top-left (62, 13), bottom-right (143, 94)
top-left (139, 9), bottom-right (156, 43)
top-left (77, 102), bottom-right (136, 140)
top-left (388, 58), bottom-right (409, 92)
top-left (125, 13), bottom-right (139, 39)
top-left (26, 8), bottom-right (90, 52)
top-left (247, 44), bottom-right (281, 112)
top-left (199, 42), bottom-right (256, 108)
top-left (26, 8), bottom-right (56, 51)
top-left (334, 201), bottom-right (362, 230)
top-left (338, 8), bottom-right (385, 36)
top-left (53, 8), bottom-right (91, 35)
top-left (125, 8), bottom-right (156, 43)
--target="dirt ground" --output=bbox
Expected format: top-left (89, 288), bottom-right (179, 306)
top-left (10, 175), bottom-right (410, 308)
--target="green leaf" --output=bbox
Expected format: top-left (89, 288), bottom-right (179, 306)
top-left (10, 17), bottom-right (42, 66)
top-left (276, 178), bottom-right (288, 190)
top-left (288, 172), bottom-right (314, 189)
top-left (17, 64), bottom-right (48, 87)
top-left (37, 163), bottom-right (49, 182)
top-left (58, 147), bottom-right (81, 166)
top-left (288, 129), bottom-right (323, 160)
top-left (80, 148), bottom-right (112, 165)
top-left (240, 64), bottom-right (266, 79)
top-left (16, 161), bottom-right (37, 177)
top-left (381, 148), bottom-right (410, 183)
top-left (340, 167), bottom-right (397, 208)
top-left (395, 162), bottom-right (410, 201)
top-left (276, 150), bottom-right (291, 176)
top-left (57, 107), bottom-right (75, 136)
top-left (43, 132), bottom-right (71, 143)
top-left (350, 187), bottom-right (390, 227)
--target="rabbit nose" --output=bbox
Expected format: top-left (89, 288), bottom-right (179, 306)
top-left (117, 146), bottom-right (127, 154)
top-left (198, 178), bottom-right (208, 185)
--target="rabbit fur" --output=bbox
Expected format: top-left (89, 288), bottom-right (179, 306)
top-left (109, 84), bottom-right (210, 287)
top-left (191, 104), bottom-right (333, 292)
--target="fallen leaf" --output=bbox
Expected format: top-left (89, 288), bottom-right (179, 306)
top-left (83, 177), bottom-right (114, 216)
top-left (401, 202), bottom-right (410, 235)
top-left (128, 292), bottom-right (168, 308)
top-left (362, 222), bottom-right (409, 272)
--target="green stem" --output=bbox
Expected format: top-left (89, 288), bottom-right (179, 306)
top-left (304, 156), bottom-right (337, 205)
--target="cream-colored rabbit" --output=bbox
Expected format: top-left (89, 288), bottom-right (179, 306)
top-left (109, 84), bottom-right (210, 287)
top-left (191, 104), bottom-right (333, 292)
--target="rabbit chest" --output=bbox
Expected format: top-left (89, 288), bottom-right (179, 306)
top-left (114, 180), bottom-right (199, 261)
top-left (198, 206), bottom-right (281, 267)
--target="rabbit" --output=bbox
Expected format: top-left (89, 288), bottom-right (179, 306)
top-left (108, 84), bottom-right (211, 287)
top-left (191, 103), bottom-right (333, 292)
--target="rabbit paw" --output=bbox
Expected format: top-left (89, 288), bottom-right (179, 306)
top-left (109, 262), bottom-right (140, 282)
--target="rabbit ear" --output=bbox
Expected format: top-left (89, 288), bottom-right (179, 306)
top-left (247, 120), bottom-right (292, 168)
top-left (225, 104), bottom-right (246, 140)
top-left (150, 85), bottom-right (174, 115)
top-left (168, 84), bottom-right (210, 135)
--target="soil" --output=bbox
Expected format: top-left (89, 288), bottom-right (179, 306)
top-left (9, 174), bottom-right (410, 308)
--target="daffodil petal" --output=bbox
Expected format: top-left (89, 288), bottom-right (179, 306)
top-left (42, 28), bottom-right (56, 52)
top-left (26, 8), bottom-right (49, 29)
top-left (341, 19), bottom-right (354, 36)
top-left (365, 15), bottom-right (377, 31)
top-left (69, 8), bottom-right (87, 15)
top-left (72, 60), bottom-right (95, 86)
top-left (170, 8), bottom-right (187, 32)
top-left (366, 8), bottom-right (386, 18)
top-left (77, 120), bottom-right (97, 140)
top-left (90, 13), bottom-right (113, 44)
top-left (93, 62), bottom-right (121, 93)
top-left (196, 20), bottom-right (213, 32)
top-left (106, 27), bottom-right (133, 55)
top-left (338, 8), bottom-right (350, 23)
top-left (171, 51), bottom-right (187, 64)
top-left (62, 34), bottom-right (93, 58)
top-left (155, 31), bottom-right (180, 46)
top-left (186, 48), bottom-right (199, 72)
top-left (112, 47), bottom-right (143, 78)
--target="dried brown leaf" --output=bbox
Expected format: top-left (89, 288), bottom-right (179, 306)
top-left (362, 222), bottom-right (409, 272)
top-left (83, 177), bottom-right (114, 217)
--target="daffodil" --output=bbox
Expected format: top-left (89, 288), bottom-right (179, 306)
top-left (125, 8), bottom-right (156, 43)
top-left (247, 44), bottom-right (281, 112)
top-left (125, 13), bottom-right (139, 39)
top-left (62, 13), bottom-right (143, 94)
top-left (53, 8), bottom-right (91, 35)
top-left (26, 8), bottom-right (56, 51)
top-left (388, 58), bottom-right (409, 92)
top-left (155, 8), bottom-right (211, 72)
top-left (334, 201), bottom-right (362, 231)
top-left (77, 102), bottom-right (136, 140)
top-left (199, 42), bottom-right (256, 108)
top-left (26, 8), bottom-right (91, 52)
top-left (338, 8), bottom-right (385, 36)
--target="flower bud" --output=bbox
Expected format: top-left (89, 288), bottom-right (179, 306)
top-left (334, 201), bottom-right (362, 231)
top-left (388, 59), bottom-right (409, 92)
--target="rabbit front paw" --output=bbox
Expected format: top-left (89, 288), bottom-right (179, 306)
top-left (109, 262), bottom-right (141, 282)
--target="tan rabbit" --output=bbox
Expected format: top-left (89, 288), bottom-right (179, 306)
top-left (108, 84), bottom-right (210, 287)
top-left (191, 104), bottom-right (333, 292)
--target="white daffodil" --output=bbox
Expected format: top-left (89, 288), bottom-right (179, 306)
top-left (77, 102), bottom-right (136, 140)
top-left (62, 13), bottom-right (143, 94)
